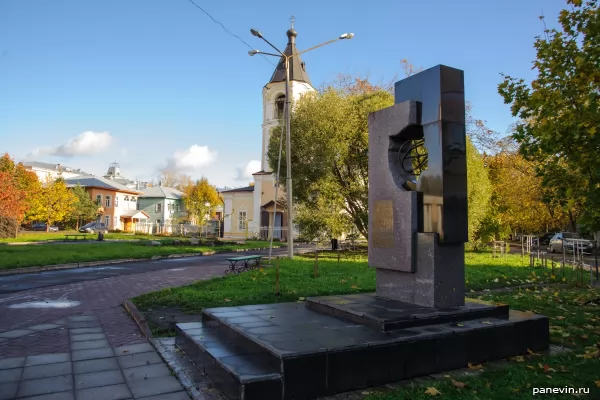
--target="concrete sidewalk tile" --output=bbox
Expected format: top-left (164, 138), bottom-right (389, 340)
top-left (71, 339), bottom-right (110, 351)
top-left (115, 342), bottom-right (153, 356)
top-left (128, 375), bottom-right (184, 398)
top-left (67, 321), bottom-right (100, 329)
top-left (70, 327), bottom-right (103, 335)
top-left (0, 357), bottom-right (25, 370)
top-left (75, 369), bottom-right (125, 389)
top-left (72, 347), bottom-right (114, 362)
top-left (19, 392), bottom-right (75, 400)
top-left (28, 324), bottom-right (61, 332)
top-left (0, 382), bottom-right (18, 400)
top-left (0, 329), bottom-right (34, 339)
top-left (0, 367), bottom-right (22, 383)
top-left (71, 333), bottom-right (106, 342)
top-left (117, 351), bottom-right (162, 369)
top-left (73, 357), bottom-right (120, 374)
top-left (17, 375), bottom-right (73, 398)
top-left (123, 363), bottom-right (171, 383)
top-left (68, 315), bottom-right (97, 322)
top-left (138, 392), bottom-right (191, 400)
top-left (75, 383), bottom-right (131, 400)
top-left (25, 353), bottom-right (70, 366)
top-left (22, 362), bottom-right (72, 380)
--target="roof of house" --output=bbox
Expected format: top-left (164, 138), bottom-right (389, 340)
top-left (21, 161), bottom-right (89, 175)
top-left (64, 175), bottom-right (141, 194)
top-left (252, 170), bottom-right (273, 176)
top-left (140, 186), bottom-right (184, 199)
top-left (220, 185), bottom-right (255, 194)
top-left (268, 28), bottom-right (312, 86)
top-left (120, 210), bottom-right (150, 219)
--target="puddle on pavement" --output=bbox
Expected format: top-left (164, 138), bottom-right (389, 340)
top-left (168, 268), bottom-right (186, 272)
top-left (7, 299), bottom-right (81, 309)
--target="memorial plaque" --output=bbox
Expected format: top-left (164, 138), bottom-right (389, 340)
top-left (371, 200), bottom-right (393, 249)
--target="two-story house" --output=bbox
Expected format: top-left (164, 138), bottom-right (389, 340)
top-left (64, 175), bottom-right (150, 232)
top-left (138, 185), bottom-right (186, 225)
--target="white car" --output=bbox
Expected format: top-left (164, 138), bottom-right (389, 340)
top-left (548, 232), bottom-right (594, 254)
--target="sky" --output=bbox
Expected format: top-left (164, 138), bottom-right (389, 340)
top-left (0, 0), bottom-right (568, 187)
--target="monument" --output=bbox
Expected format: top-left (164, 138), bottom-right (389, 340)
top-left (174, 65), bottom-right (550, 400)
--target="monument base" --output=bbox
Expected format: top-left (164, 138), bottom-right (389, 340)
top-left (374, 233), bottom-right (466, 308)
top-left (175, 295), bottom-right (549, 400)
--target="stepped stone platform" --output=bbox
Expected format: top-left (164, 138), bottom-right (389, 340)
top-left (175, 293), bottom-right (549, 400)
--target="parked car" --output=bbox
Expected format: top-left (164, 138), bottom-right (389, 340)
top-left (31, 223), bottom-right (59, 232)
top-left (548, 232), bottom-right (594, 254)
top-left (79, 222), bottom-right (108, 234)
top-left (539, 232), bottom-right (556, 246)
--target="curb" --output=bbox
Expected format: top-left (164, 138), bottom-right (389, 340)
top-left (123, 299), bottom-right (153, 339)
top-left (122, 300), bottom-right (205, 400)
top-left (0, 246), bottom-right (282, 276)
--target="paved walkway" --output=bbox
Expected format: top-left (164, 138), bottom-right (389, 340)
top-left (0, 257), bottom-right (232, 399)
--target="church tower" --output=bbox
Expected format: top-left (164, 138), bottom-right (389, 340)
top-left (260, 23), bottom-right (316, 172)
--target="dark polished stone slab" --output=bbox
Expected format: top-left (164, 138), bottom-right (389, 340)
top-left (306, 293), bottom-right (508, 331)
top-left (176, 300), bottom-right (549, 400)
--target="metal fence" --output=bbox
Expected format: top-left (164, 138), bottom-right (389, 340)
top-left (134, 220), bottom-right (222, 237)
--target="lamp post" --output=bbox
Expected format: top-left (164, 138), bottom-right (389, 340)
top-left (249, 26), bottom-right (354, 259)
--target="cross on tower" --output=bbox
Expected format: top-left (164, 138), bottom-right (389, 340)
top-left (290, 15), bottom-right (295, 28)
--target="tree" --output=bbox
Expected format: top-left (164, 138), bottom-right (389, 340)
top-left (181, 177), bottom-right (221, 225)
top-left (267, 83), bottom-right (394, 239)
top-left (37, 177), bottom-right (77, 231)
top-left (69, 185), bottom-right (100, 229)
top-left (498, 0), bottom-right (600, 230)
top-left (466, 137), bottom-right (493, 244)
top-left (158, 170), bottom-right (193, 191)
top-left (0, 171), bottom-right (26, 238)
top-left (268, 70), bottom-right (497, 241)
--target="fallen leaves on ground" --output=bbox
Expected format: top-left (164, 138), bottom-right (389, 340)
top-left (450, 379), bottom-right (466, 389)
top-left (468, 362), bottom-right (484, 369)
top-left (424, 387), bottom-right (441, 396)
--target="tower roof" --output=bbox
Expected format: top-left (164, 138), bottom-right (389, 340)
top-left (268, 28), bottom-right (312, 86)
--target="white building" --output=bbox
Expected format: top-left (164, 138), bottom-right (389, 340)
top-left (21, 161), bottom-right (88, 181)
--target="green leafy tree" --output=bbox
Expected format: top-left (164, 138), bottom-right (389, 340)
top-left (466, 137), bottom-right (493, 244)
top-left (498, 0), bottom-right (600, 230)
top-left (182, 177), bottom-right (221, 225)
top-left (69, 185), bottom-right (99, 229)
top-left (36, 177), bottom-right (77, 231)
top-left (268, 82), bottom-right (394, 239)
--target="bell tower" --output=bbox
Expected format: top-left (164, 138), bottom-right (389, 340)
top-left (260, 21), bottom-right (316, 172)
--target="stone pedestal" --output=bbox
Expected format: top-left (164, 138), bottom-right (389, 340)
top-left (376, 233), bottom-right (465, 308)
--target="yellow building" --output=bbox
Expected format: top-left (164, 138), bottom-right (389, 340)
top-left (222, 27), bottom-right (315, 240)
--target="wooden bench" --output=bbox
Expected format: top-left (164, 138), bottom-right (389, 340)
top-left (225, 255), bottom-right (263, 274)
top-left (64, 234), bottom-right (89, 241)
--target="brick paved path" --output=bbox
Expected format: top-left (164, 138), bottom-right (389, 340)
top-left (0, 261), bottom-right (228, 399)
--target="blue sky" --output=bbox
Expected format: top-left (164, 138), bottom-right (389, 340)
top-left (0, 0), bottom-right (566, 187)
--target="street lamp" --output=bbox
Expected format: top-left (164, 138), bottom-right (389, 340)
top-left (249, 24), bottom-right (354, 259)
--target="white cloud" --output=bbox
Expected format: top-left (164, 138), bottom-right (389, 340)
top-left (164, 145), bottom-right (217, 171)
top-left (28, 131), bottom-right (113, 158)
top-left (234, 160), bottom-right (261, 181)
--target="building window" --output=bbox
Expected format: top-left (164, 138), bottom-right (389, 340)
top-left (156, 219), bottom-right (161, 225)
top-left (176, 203), bottom-right (180, 212)
top-left (105, 215), bottom-right (110, 227)
top-left (124, 196), bottom-right (129, 201)
top-left (168, 203), bottom-right (173, 213)
top-left (137, 202), bottom-right (140, 210)
top-left (238, 211), bottom-right (247, 230)
top-left (156, 203), bottom-right (162, 212)
top-left (96, 194), bottom-right (102, 205)
top-left (274, 95), bottom-right (285, 119)
top-left (105, 196), bottom-right (111, 208)
top-left (131, 197), bottom-right (136, 202)
top-left (115, 196), bottom-right (119, 207)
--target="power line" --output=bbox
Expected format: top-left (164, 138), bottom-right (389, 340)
top-left (185, 0), bottom-right (276, 66)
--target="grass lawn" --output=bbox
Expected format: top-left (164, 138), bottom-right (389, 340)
top-left (365, 286), bottom-right (600, 399)
top-left (0, 240), bottom-right (273, 270)
top-left (0, 231), bottom-right (174, 243)
top-left (132, 251), bottom-right (600, 398)
top-left (132, 251), bottom-right (583, 314)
